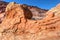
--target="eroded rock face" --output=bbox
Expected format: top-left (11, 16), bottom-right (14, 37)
top-left (0, 2), bottom-right (60, 40)
top-left (22, 4), bottom-right (48, 20)
top-left (0, 1), bottom-right (48, 23)
top-left (0, 1), bottom-right (8, 23)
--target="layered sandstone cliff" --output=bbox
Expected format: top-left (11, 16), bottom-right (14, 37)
top-left (0, 1), bottom-right (8, 23)
top-left (0, 2), bottom-right (60, 40)
top-left (22, 4), bottom-right (48, 20)
top-left (0, 1), bottom-right (48, 23)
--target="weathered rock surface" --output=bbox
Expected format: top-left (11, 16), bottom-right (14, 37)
top-left (0, 1), bottom-right (48, 23)
top-left (0, 2), bottom-right (60, 40)
top-left (0, 1), bottom-right (8, 23)
top-left (22, 4), bottom-right (48, 20)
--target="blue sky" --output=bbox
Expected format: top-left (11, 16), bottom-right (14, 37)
top-left (3, 0), bottom-right (60, 9)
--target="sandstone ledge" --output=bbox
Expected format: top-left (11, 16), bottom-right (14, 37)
top-left (0, 2), bottom-right (60, 40)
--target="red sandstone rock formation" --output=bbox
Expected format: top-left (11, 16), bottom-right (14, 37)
top-left (0, 2), bottom-right (60, 40)
top-left (0, 1), bottom-right (48, 23)
top-left (0, 1), bottom-right (8, 23)
top-left (22, 4), bottom-right (48, 19)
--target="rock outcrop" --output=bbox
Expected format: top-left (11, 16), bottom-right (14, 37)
top-left (22, 4), bottom-right (48, 20)
top-left (0, 1), bottom-right (48, 23)
top-left (0, 1), bottom-right (8, 23)
top-left (0, 2), bottom-right (60, 40)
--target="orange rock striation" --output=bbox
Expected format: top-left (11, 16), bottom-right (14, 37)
top-left (0, 2), bottom-right (60, 40)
